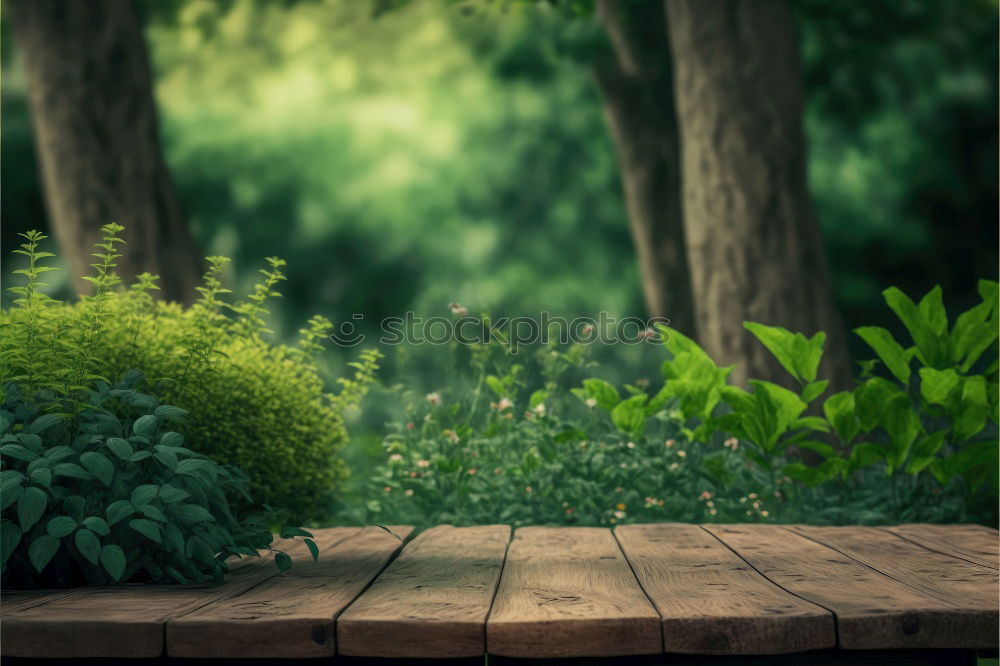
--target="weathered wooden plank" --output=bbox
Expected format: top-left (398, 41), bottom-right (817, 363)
top-left (790, 525), bottom-right (998, 617)
top-left (705, 524), bottom-right (993, 650)
top-left (167, 525), bottom-right (413, 658)
top-left (487, 526), bottom-right (661, 658)
top-left (0, 527), bottom-right (359, 658)
top-left (614, 523), bottom-right (834, 654)
top-left (337, 524), bottom-right (510, 658)
top-left (887, 524), bottom-right (999, 570)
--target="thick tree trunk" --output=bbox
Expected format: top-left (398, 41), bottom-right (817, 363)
top-left (594, 0), bottom-right (696, 336)
top-left (7, 0), bottom-right (201, 303)
top-left (664, 0), bottom-right (852, 390)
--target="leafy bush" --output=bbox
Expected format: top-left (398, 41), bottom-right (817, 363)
top-left (354, 284), bottom-right (997, 527)
top-left (1, 371), bottom-right (318, 588)
top-left (1, 228), bottom-right (381, 520)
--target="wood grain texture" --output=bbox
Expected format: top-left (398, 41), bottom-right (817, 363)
top-left (0, 527), bottom-right (358, 658)
top-left (167, 526), bottom-right (412, 658)
top-left (487, 526), bottom-right (661, 658)
top-left (790, 526), bottom-right (998, 609)
top-left (615, 523), bottom-right (834, 654)
top-left (887, 524), bottom-right (999, 570)
top-left (337, 524), bottom-right (510, 658)
top-left (705, 524), bottom-right (990, 650)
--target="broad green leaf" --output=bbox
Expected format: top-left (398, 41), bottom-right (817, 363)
top-left (848, 442), bottom-right (884, 471)
top-left (919, 367), bottom-right (961, 405)
top-left (159, 432), bottom-right (184, 448)
top-left (43, 446), bottom-right (76, 463)
top-left (157, 485), bottom-right (190, 504)
top-left (1, 443), bottom-right (38, 462)
top-left (304, 538), bottom-right (320, 562)
top-left (52, 463), bottom-right (93, 480)
top-left (952, 376), bottom-right (990, 440)
top-left (0, 470), bottom-right (25, 496)
top-left (29, 468), bottom-right (52, 488)
top-left (854, 378), bottom-right (904, 431)
top-left (100, 544), bottom-right (126, 581)
top-left (62, 496), bottom-right (86, 523)
top-left (485, 375), bottom-right (505, 397)
top-left (28, 535), bottom-right (60, 573)
top-left (797, 440), bottom-right (837, 458)
top-left (528, 389), bottom-right (548, 409)
top-left (82, 516), bottom-right (110, 536)
top-left (79, 452), bottom-right (115, 487)
top-left (46, 516), bottom-right (77, 538)
top-left (918, 285), bottom-right (947, 335)
top-left (823, 391), bottom-right (860, 445)
top-left (17, 487), bottom-right (47, 532)
top-left (173, 504), bottom-right (215, 524)
top-left (581, 379), bottom-right (620, 411)
top-left (128, 519), bottom-right (162, 543)
top-left (104, 437), bottom-right (133, 461)
top-left (132, 414), bottom-right (158, 438)
top-left (74, 529), bottom-right (101, 565)
top-left (130, 484), bottom-right (158, 507)
top-left (25, 413), bottom-right (66, 434)
top-left (175, 459), bottom-right (211, 476)
top-left (610, 394), bottom-right (647, 437)
top-left (881, 395), bottom-right (922, 471)
top-left (743, 322), bottom-right (803, 382)
top-left (153, 405), bottom-right (188, 422)
top-left (139, 504), bottom-right (168, 522)
top-left (2, 522), bottom-right (22, 566)
top-left (906, 431), bottom-right (948, 474)
top-left (800, 380), bottom-right (829, 404)
top-left (883, 286), bottom-right (948, 367)
top-left (854, 326), bottom-right (913, 385)
top-left (106, 499), bottom-right (136, 526)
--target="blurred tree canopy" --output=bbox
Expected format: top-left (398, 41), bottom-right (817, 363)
top-left (2, 0), bottom-right (996, 381)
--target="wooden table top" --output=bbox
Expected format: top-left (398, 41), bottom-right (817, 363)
top-left (1, 523), bottom-right (997, 659)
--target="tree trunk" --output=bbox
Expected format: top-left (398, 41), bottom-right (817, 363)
top-left (7, 0), bottom-right (202, 303)
top-left (664, 0), bottom-right (852, 390)
top-left (594, 0), bottom-right (696, 336)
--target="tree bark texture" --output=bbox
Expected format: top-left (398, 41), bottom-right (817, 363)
top-left (664, 0), bottom-right (852, 389)
top-left (6, 0), bottom-right (202, 303)
top-left (594, 0), bottom-right (697, 337)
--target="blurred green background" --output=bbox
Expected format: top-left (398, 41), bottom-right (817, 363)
top-left (3, 0), bottom-right (997, 385)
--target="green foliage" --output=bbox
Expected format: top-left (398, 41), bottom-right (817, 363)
top-left (1, 230), bottom-right (381, 520)
top-left (352, 284), bottom-right (997, 528)
top-left (1, 372), bottom-right (318, 588)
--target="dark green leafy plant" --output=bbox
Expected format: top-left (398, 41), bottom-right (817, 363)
top-left (1, 228), bottom-right (381, 519)
top-left (1, 371), bottom-right (317, 588)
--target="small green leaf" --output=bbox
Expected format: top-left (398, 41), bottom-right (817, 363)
top-left (854, 326), bottom-right (913, 385)
top-left (25, 413), bottom-right (66, 434)
top-left (304, 538), bottom-right (320, 562)
top-left (153, 405), bottom-right (188, 422)
top-left (274, 551), bottom-right (292, 573)
top-left (139, 504), bottom-right (168, 522)
top-left (100, 544), bottom-right (126, 581)
top-left (581, 378), bottom-right (620, 411)
top-left (74, 529), bottom-right (102, 565)
top-left (28, 534), bottom-right (60, 573)
top-left (157, 485), bottom-right (189, 504)
top-left (46, 516), bottom-right (77, 538)
top-left (1, 522), bottom-right (22, 566)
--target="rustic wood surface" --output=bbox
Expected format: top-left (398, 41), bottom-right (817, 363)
top-left (887, 523), bottom-right (999, 570)
top-left (615, 523), bottom-right (835, 654)
top-left (487, 526), bottom-right (662, 658)
top-left (2, 523), bottom-right (996, 659)
top-left (0, 527), bottom-right (359, 658)
top-left (790, 525), bottom-right (999, 612)
top-left (704, 524), bottom-right (994, 651)
top-left (167, 525), bottom-right (412, 658)
top-left (336, 524), bottom-right (510, 658)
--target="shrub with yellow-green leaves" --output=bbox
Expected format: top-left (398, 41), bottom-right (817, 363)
top-left (1, 227), bottom-right (380, 521)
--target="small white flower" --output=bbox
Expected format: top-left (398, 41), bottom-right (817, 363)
top-left (497, 397), bottom-right (513, 411)
top-left (388, 453), bottom-right (404, 463)
top-left (584, 397), bottom-right (597, 409)
top-left (665, 439), bottom-right (675, 448)
top-left (417, 459), bottom-right (430, 468)
top-left (532, 403), bottom-right (546, 416)
top-left (676, 450), bottom-right (687, 458)
top-left (614, 510), bottom-right (626, 519)
top-left (426, 392), bottom-right (442, 405)
top-left (448, 302), bottom-right (469, 317)
top-left (404, 489), bottom-right (414, 496)
top-left (669, 462), bottom-right (679, 470)
top-left (626, 441), bottom-right (635, 449)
